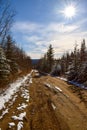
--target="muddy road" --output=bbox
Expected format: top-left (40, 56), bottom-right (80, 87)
top-left (0, 71), bottom-right (87, 130)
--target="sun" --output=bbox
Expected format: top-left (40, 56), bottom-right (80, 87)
top-left (63, 5), bottom-right (76, 18)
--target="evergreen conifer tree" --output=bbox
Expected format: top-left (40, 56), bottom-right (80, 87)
top-left (5, 35), bottom-right (19, 74)
top-left (47, 44), bottom-right (54, 72)
top-left (80, 39), bottom-right (86, 62)
top-left (0, 46), bottom-right (10, 82)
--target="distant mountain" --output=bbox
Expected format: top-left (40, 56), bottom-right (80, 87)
top-left (32, 59), bottom-right (40, 65)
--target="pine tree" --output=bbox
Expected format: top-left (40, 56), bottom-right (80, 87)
top-left (41, 54), bottom-right (48, 72)
top-left (37, 45), bottom-right (54, 73)
top-left (5, 35), bottom-right (15, 60)
top-left (73, 43), bottom-right (79, 71)
top-left (80, 39), bottom-right (86, 62)
top-left (66, 44), bottom-right (79, 81)
top-left (0, 46), bottom-right (10, 82)
top-left (76, 39), bottom-right (87, 83)
top-left (47, 44), bottom-right (54, 72)
top-left (5, 35), bottom-right (19, 74)
top-left (60, 55), bottom-right (66, 74)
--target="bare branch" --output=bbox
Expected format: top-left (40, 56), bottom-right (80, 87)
top-left (0, 0), bottom-right (15, 45)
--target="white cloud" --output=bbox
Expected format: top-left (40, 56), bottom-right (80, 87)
top-left (13, 21), bottom-right (79, 34)
top-left (75, 18), bottom-right (87, 26)
top-left (13, 21), bottom-right (42, 33)
top-left (24, 35), bottom-right (43, 43)
top-left (12, 20), bottom-right (87, 59)
top-left (45, 23), bottom-right (78, 33)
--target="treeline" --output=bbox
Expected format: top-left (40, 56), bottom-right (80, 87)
top-left (59, 39), bottom-right (87, 84)
top-left (37, 44), bottom-right (54, 73)
top-left (0, 1), bottom-right (32, 86)
top-left (38, 39), bottom-right (87, 85)
top-left (0, 35), bottom-right (32, 85)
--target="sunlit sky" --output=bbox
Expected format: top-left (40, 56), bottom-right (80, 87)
top-left (12, 0), bottom-right (87, 59)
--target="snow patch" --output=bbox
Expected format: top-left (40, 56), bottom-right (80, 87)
top-left (44, 83), bottom-right (51, 88)
top-left (0, 95), bottom-right (18, 119)
top-left (9, 122), bottom-right (15, 128)
top-left (12, 95), bottom-right (18, 102)
top-left (69, 81), bottom-right (87, 89)
top-left (58, 77), bottom-right (67, 81)
top-left (0, 109), bottom-right (8, 119)
top-left (55, 86), bottom-right (62, 92)
top-left (12, 112), bottom-right (26, 121)
top-left (17, 103), bottom-right (28, 110)
top-left (51, 103), bottom-right (56, 110)
top-left (58, 76), bottom-right (87, 89)
top-left (9, 95), bottom-right (18, 106)
top-left (21, 88), bottom-right (29, 102)
top-left (17, 121), bottom-right (23, 130)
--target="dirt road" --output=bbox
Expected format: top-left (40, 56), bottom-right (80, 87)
top-left (0, 71), bottom-right (87, 130)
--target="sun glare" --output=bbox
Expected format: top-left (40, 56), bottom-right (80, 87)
top-left (63, 5), bottom-right (76, 18)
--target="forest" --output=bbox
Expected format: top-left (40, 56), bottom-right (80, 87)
top-left (0, 1), bottom-right (32, 87)
top-left (38, 40), bottom-right (87, 87)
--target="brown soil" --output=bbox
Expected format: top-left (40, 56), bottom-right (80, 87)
top-left (0, 72), bottom-right (87, 130)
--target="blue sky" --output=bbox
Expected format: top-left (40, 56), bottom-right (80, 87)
top-left (12, 0), bottom-right (87, 59)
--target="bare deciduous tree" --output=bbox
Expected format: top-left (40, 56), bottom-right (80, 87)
top-left (0, 0), bottom-right (15, 46)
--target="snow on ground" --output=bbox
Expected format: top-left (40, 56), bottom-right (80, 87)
top-left (51, 103), bottom-right (56, 110)
top-left (57, 77), bottom-right (67, 81)
top-left (0, 72), bottom-right (32, 110)
top-left (17, 121), bottom-right (23, 130)
top-left (0, 94), bottom-right (18, 119)
top-left (44, 83), bottom-right (52, 88)
top-left (0, 109), bottom-right (8, 119)
top-left (0, 95), bottom-right (18, 119)
top-left (11, 112), bottom-right (26, 130)
top-left (44, 83), bottom-right (62, 92)
top-left (57, 76), bottom-right (87, 89)
top-left (17, 103), bottom-right (28, 110)
top-left (0, 70), bottom-right (33, 122)
top-left (55, 86), bottom-right (62, 92)
top-left (21, 88), bottom-right (29, 102)
top-left (9, 122), bottom-right (15, 128)
top-left (12, 112), bottom-right (26, 121)
top-left (68, 81), bottom-right (87, 89)
top-left (9, 95), bottom-right (18, 106)
top-left (0, 70), bottom-right (34, 130)
top-left (44, 82), bottom-right (69, 98)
